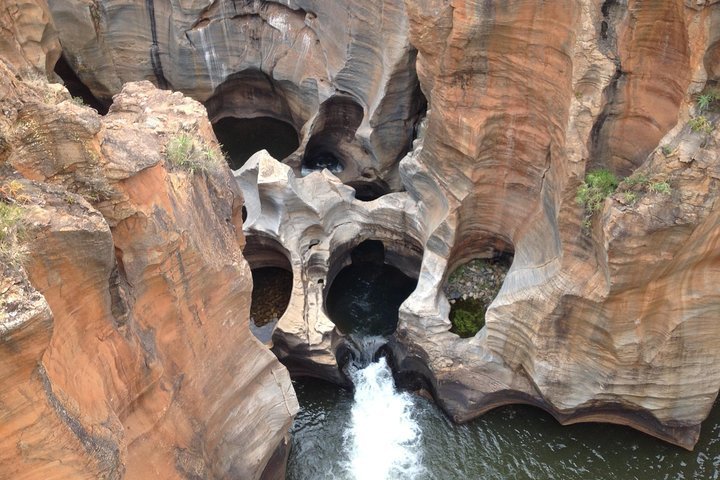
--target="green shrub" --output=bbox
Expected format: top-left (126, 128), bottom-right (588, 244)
top-left (618, 174), bottom-right (672, 201)
top-left (697, 89), bottom-right (720, 112)
top-left (576, 169), bottom-right (619, 214)
top-left (649, 181), bottom-right (671, 195)
top-left (449, 297), bottom-right (486, 338)
top-left (165, 133), bottom-right (225, 174)
top-left (0, 201), bottom-right (25, 268)
top-left (623, 191), bottom-right (637, 204)
top-left (621, 173), bottom-right (649, 187)
top-left (689, 115), bottom-right (714, 134)
top-left (661, 145), bottom-right (672, 156)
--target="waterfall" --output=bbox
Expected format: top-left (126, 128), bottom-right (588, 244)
top-left (343, 357), bottom-right (424, 480)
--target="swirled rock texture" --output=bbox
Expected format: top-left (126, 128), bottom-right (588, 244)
top-left (233, 0), bottom-right (720, 452)
top-left (47, 0), bottom-right (426, 187)
top-left (7, 0), bottom-right (720, 458)
top-left (0, 46), bottom-right (297, 480)
top-left (395, 0), bottom-right (720, 450)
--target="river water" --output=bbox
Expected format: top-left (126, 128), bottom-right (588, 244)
top-left (286, 358), bottom-right (720, 480)
top-left (285, 251), bottom-right (720, 479)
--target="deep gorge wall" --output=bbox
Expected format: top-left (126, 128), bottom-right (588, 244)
top-left (1, 3), bottom-right (720, 480)
top-left (0, 3), bottom-right (297, 477)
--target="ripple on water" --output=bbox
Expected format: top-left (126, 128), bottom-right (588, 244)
top-left (288, 377), bottom-right (720, 480)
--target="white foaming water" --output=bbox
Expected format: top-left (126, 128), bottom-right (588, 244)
top-left (344, 357), bottom-right (424, 480)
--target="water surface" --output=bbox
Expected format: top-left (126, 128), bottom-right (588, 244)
top-left (287, 374), bottom-right (720, 480)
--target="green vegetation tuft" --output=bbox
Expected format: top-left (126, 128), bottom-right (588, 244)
top-left (689, 115), bottom-right (714, 134)
top-left (165, 133), bottom-right (225, 174)
top-left (576, 169), bottom-right (619, 215)
top-left (696, 88), bottom-right (720, 112)
top-left (661, 145), bottom-right (673, 156)
top-left (618, 173), bottom-right (672, 203)
top-left (449, 298), bottom-right (486, 338)
top-left (623, 191), bottom-right (637, 204)
top-left (649, 181), bottom-right (671, 195)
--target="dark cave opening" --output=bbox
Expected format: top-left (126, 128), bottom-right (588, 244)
top-left (53, 54), bottom-right (109, 114)
top-left (301, 96), bottom-right (363, 175)
top-left (244, 235), bottom-right (293, 343)
top-left (302, 150), bottom-right (343, 173)
top-left (347, 179), bottom-right (391, 202)
top-left (325, 239), bottom-right (418, 336)
top-left (212, 116), bottom-right (300, 170)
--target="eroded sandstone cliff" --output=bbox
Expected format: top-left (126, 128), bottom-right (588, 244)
top-left (0, 11), bottom-right (297, 477)
top-left (4, 0), bottom-right (720, 466)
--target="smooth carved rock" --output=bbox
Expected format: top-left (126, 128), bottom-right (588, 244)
top-left (237, 150), bottom-right (425, 381)
top-left (397, 0), bottom-right (720, 450)
top-left (236, 0), bottom-right (720, 451)
top-left (0, 73), bottom-right (297, 479)
top-left (47, 0), bottom-right (426, 188)
top-left (7, 0), bottom-right (720, 458)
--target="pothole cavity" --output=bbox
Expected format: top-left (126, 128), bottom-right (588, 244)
top-left (301, 96), bottom-right (364, 175)
top-left (212, 116), bottom-right (299, 169)
top-left (243, 235), bottom-right (293, 343)
top-left (347, 179), bottom-right (391, 202)
top-left (443, 251), bottom-right (513, 338)
top-left (325, 239), bottom-right (419, 337)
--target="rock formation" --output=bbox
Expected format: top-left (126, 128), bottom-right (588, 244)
top-left (229, 0), bottom-right (720, 451)
top-left (47, 0), bottom-right (426, 188)
top-left (2, 0), bottom-right (719, 473)
top-left (0, 16), bottom-right (297, 477)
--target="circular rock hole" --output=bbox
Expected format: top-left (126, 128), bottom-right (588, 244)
top-left (300, 96), bottom-right (363, 175)
top-left (302, 150), bottom-right (343, 173)
top-left (212, 116), bottom-right (300, 170)
top-left (347, 180), bottom-right (391, 202)
top-left (325, 240), bottom-right (418, 336)
top-left (244, 236), bottom-right (293, 343)
top-left (443, 252), bottom-right (513, 338)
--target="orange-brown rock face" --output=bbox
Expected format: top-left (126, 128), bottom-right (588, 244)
top-left (46, 0), bottom-right (426, 188)
top-left (4, 0), bottom-right (720, 470)
top-left (0, 55), bottom-right (297, 479)
top-left (394, 0), bottom-right (720, 450)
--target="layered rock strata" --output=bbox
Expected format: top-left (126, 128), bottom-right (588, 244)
top-left (47, 0), bottom-right (426, 188)
top-left (0, 52), bottom-right (297, 478)
top-left (6, 0), bottom-right (720, 457)
top-left (234, 0), bottom-right (720, 451)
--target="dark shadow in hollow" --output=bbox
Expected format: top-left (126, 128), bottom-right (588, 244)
top-left (213, 116), bottom-right (299, 170)
top-left (347, 179), bottom-right (391, 202)
top-left (53, 54), bottom-right (109, 114)
top-left (301, 96), bottom-right (364, 174)
top-left (325, 240), bottom-right (418, 336)
top-left (244, 235), bottom-right (293, 343)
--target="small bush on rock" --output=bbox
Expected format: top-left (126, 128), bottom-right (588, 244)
top-left (449, 298), bottom-right (486, 338)
top-left (166, 133), bottom-right (224, 174)
top-left (689, 116), bottom-right (714, 134)
top-left (697, 89), bottom-right (720, 112)
top-left (576, 169), bottom-right (619, 214)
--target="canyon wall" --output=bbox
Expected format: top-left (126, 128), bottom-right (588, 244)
top-left (0, 7), bottom-right (297, 478)
top-left (4, 0), bottom-right (720, 461)
top-left (229, 0), bottom-right (720, 450)
top-left (48, 0), bottom-right (426, 187)
top-left (397, 0), bottom-right (720, 449)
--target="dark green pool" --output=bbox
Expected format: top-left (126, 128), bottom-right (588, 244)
top-left (286, 372), bottom-right (720, 480)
